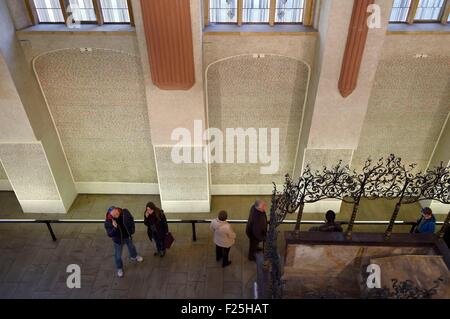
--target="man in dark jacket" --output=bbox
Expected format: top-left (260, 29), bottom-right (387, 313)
top-left (105, 206), bottom-right (143, 278)
top-left (309, 210), bottom-right (343, 232)
top-left (246, 200), bottom-right (268, 261)
top-left (415, 207), bottom-right (436, 234)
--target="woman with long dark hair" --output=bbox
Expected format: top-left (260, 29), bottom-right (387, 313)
top-left (144, 202), bottom-right (169, 257)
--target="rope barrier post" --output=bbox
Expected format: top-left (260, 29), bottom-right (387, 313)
top-left (192, 221), bottom-right (197, 242)
top-left (45, 221), bottom-right (57, 241)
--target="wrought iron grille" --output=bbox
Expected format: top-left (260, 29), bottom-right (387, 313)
top-left (264, 154), bottom-right (450, 299)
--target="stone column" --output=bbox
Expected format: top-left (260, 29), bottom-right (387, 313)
top-left (0, 0), bottom-right (77, 213)
top-left (133, 0), bottom-right (210, 212)
top-left (296, 0), bottom-right (392, 213)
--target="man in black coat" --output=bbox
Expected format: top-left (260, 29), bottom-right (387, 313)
top-left (246, 200), bottom-right (268, 261)
top-left (105, 206), bottom-right (143, 278)
top-left (309, 210), bottom-right (343, 232)
top-left (444, 226), bottom-right (450, 250)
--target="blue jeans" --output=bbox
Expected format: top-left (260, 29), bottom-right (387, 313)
top-left (113, 238), bottom-right (138, 270)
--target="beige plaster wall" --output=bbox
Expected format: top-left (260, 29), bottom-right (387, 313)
top-left (0, 143), bottom-right (60, 200)
top-left (5, 0), bottom-right (31, 30)
top-left (203, 34), bottom-right (317, 67)
top-left (34, 48), bottom-right (158, 183)
top-left (0, 161), bottom-right (7, 180)
top-left (206, 54), bottom-right (310, 185)
top-left (429, 116), bottom-right (450, 168)
top-left (203, 27), bottom-right (316, 186)
top-left (306, 0), bottom-right (390, 151)
top-left (0, 54), bottom-right (36, 142)
top-left (154, 146), bottom-right (209, 201)
top-left (352, 54), bottom-right (450, 171)
top-left (17, 32), bottom-right (139, 63)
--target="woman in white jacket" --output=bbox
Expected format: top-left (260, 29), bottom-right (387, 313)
top-left (210, 210), bottom-right (236, 268)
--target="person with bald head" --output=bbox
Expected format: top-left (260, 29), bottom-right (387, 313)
top-left (245, 199), bottom-right (268, 261)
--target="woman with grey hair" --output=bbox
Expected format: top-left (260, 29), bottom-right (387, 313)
top-left (210, 210), bottom-right (236, 268)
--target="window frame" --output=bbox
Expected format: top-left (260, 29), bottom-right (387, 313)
top-left (27, 0), bottom-right (66, 24)
top-left (66, 0), bottom-right (99, 24)
top-left (204, 0), bottom-right (315, 27)
top-left (25, 0), bottom-right (135, 26)
top-left (241, 0), bottom-right (271, 24)
top-left (389, 0), bottom-right (450, 24)
top-left (205, 0), bottom-right (239, 25)
top-left (272, 0), bottom-right (312, 25)
top-left (413, 0), bottom-right (447, 23)
top-left (99, 0), bottom-right (134, 25)
top-left (388, 0), bottom-right (412, 23)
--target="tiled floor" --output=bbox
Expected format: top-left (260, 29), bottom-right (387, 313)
top-left (0, 191), bottom-right (445, 299)
top-left (0, 192), bottom-right (266, 299)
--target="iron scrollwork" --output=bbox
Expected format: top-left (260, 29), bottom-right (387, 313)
top-left (367, 278), bottom-right (444, 299)
top-left (264, 154), bottom-right (450, 299)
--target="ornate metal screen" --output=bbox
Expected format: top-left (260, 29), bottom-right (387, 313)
top-left (264, 154), bottom-right (450, 299)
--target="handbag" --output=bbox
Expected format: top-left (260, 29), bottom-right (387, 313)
top-left (164, 232), bottom-right (175, 249)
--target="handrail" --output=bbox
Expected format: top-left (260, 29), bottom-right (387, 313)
top-left (0, 218), bottom-right (443, 242)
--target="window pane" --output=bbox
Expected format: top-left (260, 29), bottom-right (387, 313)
top-left (414, 0), bottom-right (445, 20)
top-left (68, 0), bottom-right (97, 22)
top-left (209, 0), bottom-right (237, 23)
top-left (243, 0), bottom-right (270, 23)
top-left (389, 0), bottom-right (411, 22)
top-left (33, 0), bottom-right (64, 23)
top-left (275, 0), bottom-right (305, 23)
top-left (100, 0), bottom-right (130, 23)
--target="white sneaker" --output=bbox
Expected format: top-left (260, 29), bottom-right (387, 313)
top-left (131, 255), bottom-right (144, 262)
top-left (117, 269), bottom-right (124, 278)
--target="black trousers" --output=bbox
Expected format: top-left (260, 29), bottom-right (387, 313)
top-left (216, 245), bottom-right (231, 266)
top-left (147, 231), bottom-right (165, 253)
top-left (248, 238), bottom-right (261, 261)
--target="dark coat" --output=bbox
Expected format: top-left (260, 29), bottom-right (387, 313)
top-left (309, 222), bottom-right (343, 233)
top-left (246, 205), bottom-right (268, 242)
top-left (104, 208), bottom-right (135, 245)
top-left (144, 210), bottom-right (169, 241)
top-left (444, 228), bottom-right (450, 249)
